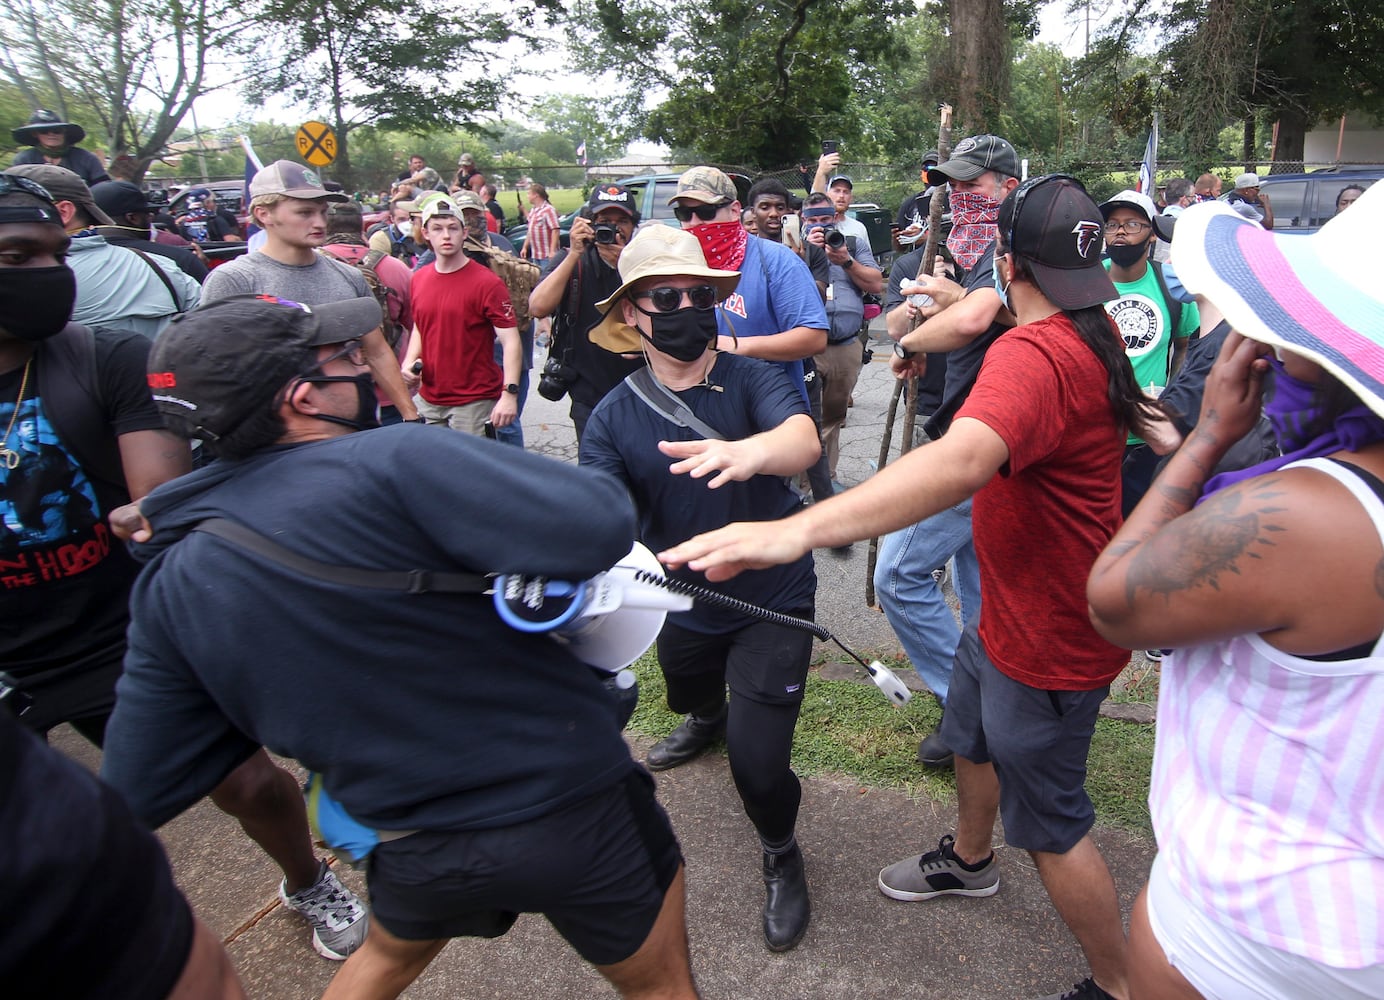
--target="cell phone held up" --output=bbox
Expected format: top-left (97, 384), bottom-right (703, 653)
top-left (821, 140), bottom-right (839, 156)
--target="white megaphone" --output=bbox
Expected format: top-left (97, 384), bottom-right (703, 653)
top-left (492, 542), bottom-right (692, 677)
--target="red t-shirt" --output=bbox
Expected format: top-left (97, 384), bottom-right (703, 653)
top-left (410, 260), bottom-right (517, 406)
top-left (955, 312), bottom-right (1129, 691)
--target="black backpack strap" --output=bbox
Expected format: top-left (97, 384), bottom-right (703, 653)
top-left (623, 368), bottom-right (726, 441)
top-left (34, 323), bottom-right (128, 496)
top-left (191, 518), bottom-right (492, 595)
top-left (126, 246), bottom-right (182, 312)
top-left (1149, 261), bottom-right (1184, 337)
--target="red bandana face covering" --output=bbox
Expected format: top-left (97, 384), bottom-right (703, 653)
top-left (688, 220), bottom-right (749, 271)
top-left (946, 189), bottom-right (1001, 270)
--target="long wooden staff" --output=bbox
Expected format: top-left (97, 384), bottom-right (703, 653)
top-left (866, 102), bottom-right (952, 607)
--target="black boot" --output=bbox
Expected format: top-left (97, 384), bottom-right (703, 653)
top-left (646, 702), bottom-right (727, 771)
top-left (762, 844), bottom-right (810, 951)
top-left (916, 723), bottom-right (954, 768)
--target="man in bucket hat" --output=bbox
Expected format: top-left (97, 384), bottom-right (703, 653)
top-left (580, 226), bottom-right (822, 953)
top-left (11, 109), bottom-right (109, 186)
top-left (103, 294), bottom-right (699, 998)
top-left (664, 177), bottom-right (1166, 1000)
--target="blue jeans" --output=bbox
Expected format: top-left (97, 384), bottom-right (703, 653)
top-left (872, 498), bottom-right (981, 703)
top-left (493, 322), bottom-right (534, 448)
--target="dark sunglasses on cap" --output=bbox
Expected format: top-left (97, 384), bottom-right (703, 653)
top-left (672, 202), bottom-right (725, 223)
top-left (0, 173), bottom-right (58, 204)
top-left (631, 284), bottom-right (721, 313)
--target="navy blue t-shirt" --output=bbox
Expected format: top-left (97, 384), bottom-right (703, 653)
top-left (582, 353), bottom-right (816, 633)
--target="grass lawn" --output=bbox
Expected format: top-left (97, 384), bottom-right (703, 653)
top-left (547, 188), bottom-right (587, 215)
top-left (625, 650), bottom-right (1155, 837)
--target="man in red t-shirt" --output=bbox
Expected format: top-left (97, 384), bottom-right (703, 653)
top-left (403, 197), bottom-right (521, 436)
top-left (663, 177), bottom-right (1158, 1000)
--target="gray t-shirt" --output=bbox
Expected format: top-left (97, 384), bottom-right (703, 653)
top-left (201, 250), bottom-right (369, 306)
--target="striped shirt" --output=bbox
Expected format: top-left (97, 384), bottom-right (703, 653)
top-left (526, 201), bottom-right (559, 262)
top-left (1150, 457), bottom-right (1384, 968)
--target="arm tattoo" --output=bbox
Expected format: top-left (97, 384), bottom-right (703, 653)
top-left (1125, 480), bottom-right (1287, 604)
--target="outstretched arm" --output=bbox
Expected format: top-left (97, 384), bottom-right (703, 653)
top-left (660, 417), bottom-right (1006, 580)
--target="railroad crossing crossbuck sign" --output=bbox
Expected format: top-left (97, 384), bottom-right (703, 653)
top-left (295, 121), bottom-right (337, 167)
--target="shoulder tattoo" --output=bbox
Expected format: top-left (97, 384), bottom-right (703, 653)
top-left (1125, 479), bottom-right (1288, 604)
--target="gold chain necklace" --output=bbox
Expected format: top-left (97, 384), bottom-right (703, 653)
top-left (0, 358), bottom-right (34, 471)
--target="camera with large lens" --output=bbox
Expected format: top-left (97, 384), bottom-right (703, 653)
top-left (537, 353), bottom-right (577, 402)
top-left (592, 222), bottom-right (619, 245)
top-left (824, 227), bottom-right (846, 250)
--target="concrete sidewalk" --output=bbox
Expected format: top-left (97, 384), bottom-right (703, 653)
top-left (52, 330), bottom-right (1158, 998)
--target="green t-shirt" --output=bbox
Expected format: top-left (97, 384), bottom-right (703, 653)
top-left (1103, 261), bottom-right (1200, 444)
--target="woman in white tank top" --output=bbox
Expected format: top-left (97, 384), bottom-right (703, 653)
top-left (1087, 191), bottom-right (1384, 999)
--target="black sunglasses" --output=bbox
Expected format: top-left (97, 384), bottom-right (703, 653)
top-left (0, 174), bottom-right (57, 204)
top-left (672, 202), bottom-right (725, 223)
top-left (631, 285), bottom-right (720, 313)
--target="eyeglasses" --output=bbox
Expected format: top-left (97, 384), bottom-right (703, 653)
top-left (0, 174), bottom-right (57, 204)
top-left (1102, 219), bottom-right (1152, 236)
top-left (631, 285), bottom-right (720, 313)
top-left (672, 202), bottom-right (725, 223)
top-left (1004, 173), bottom-right (1082, 254)
top-left (316, 339), bottom-right (367, 367)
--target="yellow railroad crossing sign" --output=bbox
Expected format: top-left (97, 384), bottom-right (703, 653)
top-left (295, 121), bottom-right (337, 167)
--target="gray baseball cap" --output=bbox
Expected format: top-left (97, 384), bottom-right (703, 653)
top-left (927, 135), bottom-right (1020, 185)
top-left (249, 160), bottom-right (348, 202)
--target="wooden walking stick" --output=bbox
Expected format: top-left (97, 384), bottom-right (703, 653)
top-left (866, 102), bottom-right (953, 607)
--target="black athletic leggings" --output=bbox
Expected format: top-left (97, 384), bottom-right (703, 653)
top-left (656, 612), bottom-right (814, 845)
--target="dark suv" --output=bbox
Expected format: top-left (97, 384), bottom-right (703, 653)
top-left (1252, 168), bottom-right (1381, 233)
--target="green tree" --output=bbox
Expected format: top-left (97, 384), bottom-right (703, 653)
top-left (530, 93), bottom-right (633, 164)
top-left (0, 0), bottom-right (256, 182)
top-left (569, 0), bottom-right (914, 168)
top-left (247, 0), bottom-right (561, 188)
top-left (1088, 0), bottom-right (1384, 170)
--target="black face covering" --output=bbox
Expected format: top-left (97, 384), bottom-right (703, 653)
top-left (0, 265), bottom-right (76, 341)
top-left (639, 306), bottom-right (718, 362)
top-left (297, 374), bottom-right (380, 431)
top-left (1106, 238), bottom-right (1151, 268)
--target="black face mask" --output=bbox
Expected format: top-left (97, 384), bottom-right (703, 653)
top-left (1106, 239), bottom-right (1151, 268)
top-left (297, 374), bottom-right (380, 432)
top-left (639, 306), bottom-right (718, 362)
top-left (0, 265), bottom-right (76, 341)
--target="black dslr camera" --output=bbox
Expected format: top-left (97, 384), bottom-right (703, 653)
top-left (537, 352), bottom-right (577, 402)
top-left (592, 222), bottom-right (619, 245)
top-left (823, 227), bottom-right (846, 250)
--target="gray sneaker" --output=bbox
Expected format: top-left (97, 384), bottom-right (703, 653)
top-left (280, 862), bottom-right (370, 960)
top-left (878, 834), bottom-right (999, 901)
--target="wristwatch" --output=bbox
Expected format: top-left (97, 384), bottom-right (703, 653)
top-left (503, 383), bottom-right (520, 395)
top-left (893, 341), bottom-right (914, 360)
top-left (842, 257), bottom-right (855, 269)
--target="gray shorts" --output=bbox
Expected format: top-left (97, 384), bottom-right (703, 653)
top-left (939, 624), bottom-right (1108, 854)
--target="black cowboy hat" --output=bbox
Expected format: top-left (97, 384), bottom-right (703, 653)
top-left (12, 110), bottom-right (86, 146)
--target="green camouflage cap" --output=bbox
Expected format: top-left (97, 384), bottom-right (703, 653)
top-left (668, 166), bottom-right (737, 206)
top-left (451, 189), bottom-right (487, 213)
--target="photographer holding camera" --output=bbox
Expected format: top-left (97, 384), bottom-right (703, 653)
top-left (528, 184), bottom-right (645, 444)
top-left (802, 191), bottom-right (883, 484)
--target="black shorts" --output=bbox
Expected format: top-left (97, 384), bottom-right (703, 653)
top-left (940, 625), bottom-right (1108, 854)
top-left (656, 608), bottom-right (815, 711)
top-left (14, 640), bottom-right (124, 745)
top-left (366, 767), bottom-right (682, 966)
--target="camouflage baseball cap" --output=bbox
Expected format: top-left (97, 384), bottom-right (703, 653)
top-left (451, 189), bottom-right (487, 213)
top-left (668, 166), bottom-right (737, 206)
